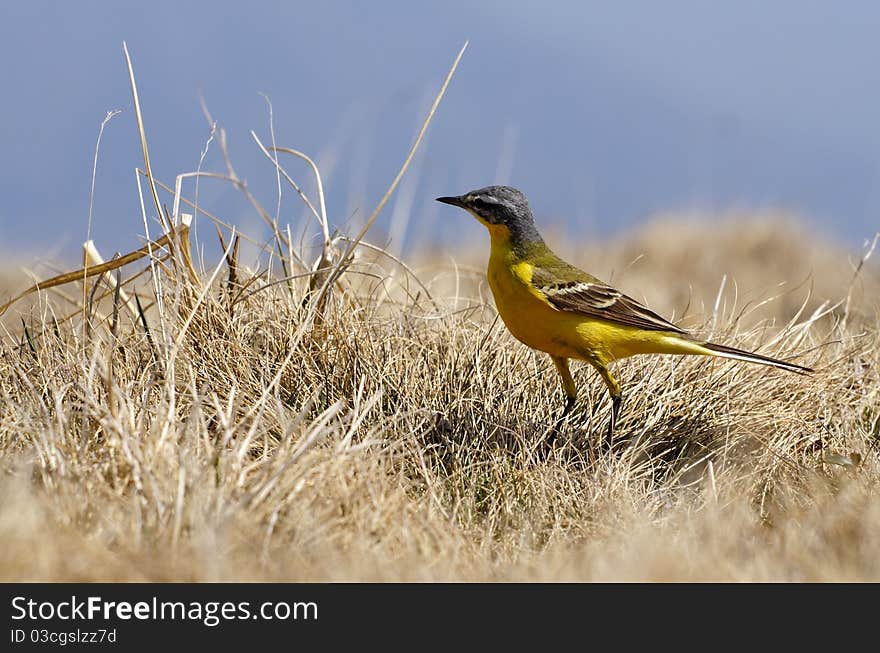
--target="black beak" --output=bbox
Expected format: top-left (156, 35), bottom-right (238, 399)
top-left (436, 195), bottom-right (466, 208)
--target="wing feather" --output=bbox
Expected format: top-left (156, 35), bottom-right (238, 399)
top-left (532, 267), bottom-right (687, 334)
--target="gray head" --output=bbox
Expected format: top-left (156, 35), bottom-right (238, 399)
top-left (436, 186), bottom-right (543, 248)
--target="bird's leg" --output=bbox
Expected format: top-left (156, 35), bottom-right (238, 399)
top-left (561, 395), bottom-right (576, 419)
top-left (608, 392), bottom-right (623, 440)
top-left (551, 356), bottom-right (578, 423)
top-left (589, 359), bottom-right (623, 440)
top-left (536, 355), bottom-right (579, 452)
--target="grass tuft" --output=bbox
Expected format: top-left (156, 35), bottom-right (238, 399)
top-left (0, 43), bottom-right (878, 581)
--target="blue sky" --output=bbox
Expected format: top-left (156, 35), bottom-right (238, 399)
top-left (2, 1), bottom-right (879, 263)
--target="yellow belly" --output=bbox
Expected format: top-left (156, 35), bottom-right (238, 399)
top-left (487, 256), bottom-right (695, 364)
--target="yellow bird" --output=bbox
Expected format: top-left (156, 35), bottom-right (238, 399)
top-left (436, 186), bottom-right (812, 433)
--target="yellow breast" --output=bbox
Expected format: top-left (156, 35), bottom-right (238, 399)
top-left (485, 236), bottom-right (687, 364)
top-left (486, 244), bottom-right (587, 359)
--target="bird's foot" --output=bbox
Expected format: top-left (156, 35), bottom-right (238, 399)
top-left (604, 393), bottom-right (623, 448)
top-left (539, 396), bottom-right (579, 454)
top-left (559, 395), bottom-right (576, 421)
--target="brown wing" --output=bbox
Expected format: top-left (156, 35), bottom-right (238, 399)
top-left (531, 264), bottom-right (688, 335)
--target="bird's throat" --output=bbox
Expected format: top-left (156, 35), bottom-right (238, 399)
top-left (488, 223), bottom-right (547, 261)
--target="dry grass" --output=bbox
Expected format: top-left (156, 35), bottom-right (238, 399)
top-left (1, 212), bottom-right (878, 582)
top-left (2, 44), bottom-right (879, 582)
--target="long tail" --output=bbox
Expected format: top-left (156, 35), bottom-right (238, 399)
top-left (699, 341), bottom-right (813, 374)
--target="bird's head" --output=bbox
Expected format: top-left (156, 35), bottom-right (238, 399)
top-left (436, 186), bottom-right (542, 246)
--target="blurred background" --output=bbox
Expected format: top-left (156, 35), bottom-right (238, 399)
top-left (2, 1), bottom-right (880, 266)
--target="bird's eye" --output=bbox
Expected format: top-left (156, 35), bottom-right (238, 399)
top-left (471, 198), bottom-right (488, 209)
